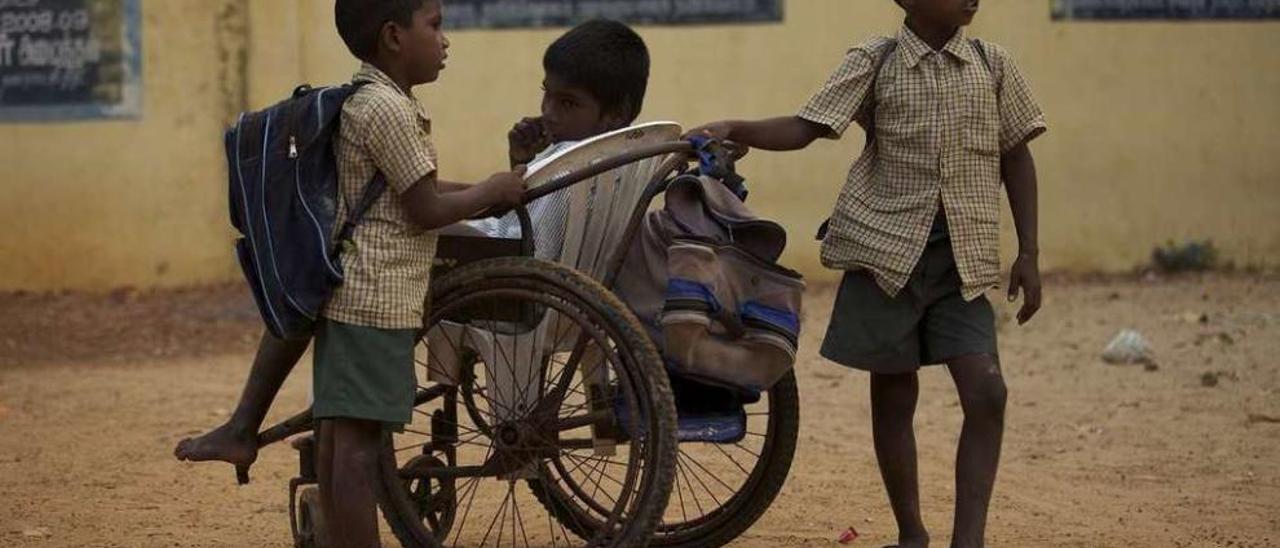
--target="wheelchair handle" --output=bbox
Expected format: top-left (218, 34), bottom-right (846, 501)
top-left (523, 141), bottom-right (695, 204)
top-left (470, 140), bottom-right (695, 221)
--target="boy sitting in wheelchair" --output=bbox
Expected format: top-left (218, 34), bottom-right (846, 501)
top-left (462, 19), bottom-right (651, 263)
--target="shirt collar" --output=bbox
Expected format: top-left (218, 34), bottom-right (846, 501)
top-left (352, 62), bottom-right (431, 122)
top-left (353, 63), bottom-right (412, 98)
top-left (896, 24), bottom-right (977, 67)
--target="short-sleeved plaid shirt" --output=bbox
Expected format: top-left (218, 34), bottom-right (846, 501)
top-left (800, 25), bottom-right (1046, 301)
top-left (324, 64), bottom-right (439, 329)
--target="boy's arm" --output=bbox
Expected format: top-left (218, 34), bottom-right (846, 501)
top-left (401, 170), bottom-right (526, 230)
top-left (687, 44), bottom-right (881, 152)
top-left (1002, 140), bottom-right (1041, 325)
top-left (435, 180), bottom-right (477, 193)
top-left (991, 45), bottom-right (1048, 326)
top-left (509, 116), bottom-right (550, 168)
top-left (686, 117), bottom-right (830, 152)
top-left (356, 94), bottom-right (527, 229)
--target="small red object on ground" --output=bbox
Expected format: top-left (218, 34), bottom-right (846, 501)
top-left (838, 526), bottom-right (859, 544)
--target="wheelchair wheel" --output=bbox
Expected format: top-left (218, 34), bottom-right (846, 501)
top-left (654, 371), bottom-right (799, 546)
top-left (377, 258), bottom-right (678, 547)
top-left (531, 371), bottom-right (800, 547)
top-left (295, 487), bottom-right (328, 548)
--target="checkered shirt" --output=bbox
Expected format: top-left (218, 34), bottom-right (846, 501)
top-left (324, 63), bottom-right (439, 329)
top-left (800, 25), bottom-right (1046, 300)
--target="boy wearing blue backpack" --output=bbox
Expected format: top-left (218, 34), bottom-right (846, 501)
top-left (177, 6), bottom-right (659, 544)
top-left (180, 1), bottom-right (522, 545)
top-left (688, 1), bottom-right (1046, 546)
top-left (302, 1), bottom-right (527, 544)
top-left (176, 16), bottom-right (653, 478)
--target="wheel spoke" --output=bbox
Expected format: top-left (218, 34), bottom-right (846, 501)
top-left (562, 454), bottom-right (628, 491)
top-left (409, 409), bottom-right (486, 438)
top-left (430, 325), bottom-right (468, 386)
top-left (449, 441), bottom-right (493, 546)
top-left (389, 273), bottom-right (685, 546)
top-left (674, 456), bottom-right (707, 516)
top-left (581, 456), bottom-right (618, 509)
top-left (680, 447), bottom-right (737, 495)
top-left (537, 464), bottom-right (593, 541)
top-left (481, 305), bottom-right (522, 420)
top-left (729, 441), bottom-right (762, 459)
top-left (426, 332), bottom-right (520, 428)
top-left (484, 301), bottom-right (529, 420)
top-left (511, 480), bottom-right (532, 548)
top-left (670, 457), bottom-right (690, 524)
top-left (544, 478), bottom-right (560, 548)
top-left (711, 443), bottom-right (753, 476)
top-left (481, 481), bottom-right (511, 547)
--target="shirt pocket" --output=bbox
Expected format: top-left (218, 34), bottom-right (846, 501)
top-left (963, 83), bottom-right (1000, 156)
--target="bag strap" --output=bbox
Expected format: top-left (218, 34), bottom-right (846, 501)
top-left (862, 39), bottom-right (899, 146)
top-left (332, 81), bottom-right (388, 250)
top-left (817, 40), bottom-right (898, 242)
top-left (970, 38), bottom-right (1003, 96)
top-left (335, 173), bottom-right (388, 247)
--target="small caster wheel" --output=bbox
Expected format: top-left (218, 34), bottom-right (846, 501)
top-left (295, 486), bottom-right (328, 548)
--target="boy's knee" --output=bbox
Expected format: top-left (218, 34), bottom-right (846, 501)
top-left (961, 371), bottom-right (1007, 421)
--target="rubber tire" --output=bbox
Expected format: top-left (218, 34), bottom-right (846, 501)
top-left (532, 371), bottom-right (799, 547)
top-left (297, 487), bottom-right (329, 548)
top-left (377, 257), bottom-right (679, 547)
top-left (652, 371), bottom-right (799, 547)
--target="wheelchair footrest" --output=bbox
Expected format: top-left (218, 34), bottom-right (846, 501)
top-left (676, 410), bottom-right (747, 444)
top-left (613, 399), bottom-right (747, 444)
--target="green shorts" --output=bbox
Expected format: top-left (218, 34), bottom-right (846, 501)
top-left (313, 318), bottom-right (417, 426)
top-left (819, 236), bottom-right (998, 374)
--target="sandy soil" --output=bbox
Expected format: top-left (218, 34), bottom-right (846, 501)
top-left (1, 274), bottom-right (1277, 547)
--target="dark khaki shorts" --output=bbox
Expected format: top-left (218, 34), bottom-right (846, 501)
top-left (819, 238), bottom-right (997, 374)
top-left (312, 318), bottom-right (417, 426)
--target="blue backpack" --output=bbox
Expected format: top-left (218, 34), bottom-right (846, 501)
top-left (226, 83), bottom-right (386, 340)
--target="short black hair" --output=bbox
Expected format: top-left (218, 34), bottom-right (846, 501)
top-left (543, 19), bottom-right (650, 123)
top-left (334, 0), bottom-right (431, 61)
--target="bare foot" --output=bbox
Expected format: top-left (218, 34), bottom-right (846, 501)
top-left (173, 422), bottom-right (258, 466)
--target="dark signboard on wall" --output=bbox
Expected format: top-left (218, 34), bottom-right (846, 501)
top-left (446, 0), bottom-right (783, 29)
top-left (0, 0), bottom-right (142, 122)
top-left (1053, 0), bottom-right (1280, 20)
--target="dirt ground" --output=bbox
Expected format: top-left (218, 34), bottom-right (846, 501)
top-left (1, 274), bottom-right (1278, 547)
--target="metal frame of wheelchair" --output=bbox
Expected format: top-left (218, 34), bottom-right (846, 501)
top-left (252, 140), bottom-right (799, 547)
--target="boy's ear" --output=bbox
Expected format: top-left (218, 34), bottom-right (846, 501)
top-left (603, 100), bottom-right (635, 130)
top-left (608, 109), bottom-right (627, 127)
top-left (377, 20), bottom-right (402, 55)
top-left (602, 109), bottom-right (630, 130)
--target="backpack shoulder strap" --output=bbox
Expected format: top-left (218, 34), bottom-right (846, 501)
top-left (335, 173), bottom-right (388, 246)
top-left (819, 39), bottom-right (897, 242)
top-left (970, 38), bottom-right (1004, 96)
top-left (873, 39), bottom-right (900, 80)
top-left (332, 81), bottom-right (389, 248)
top-left (863, 38), bottom-right (899, 142)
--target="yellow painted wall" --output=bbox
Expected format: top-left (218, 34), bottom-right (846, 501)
top-left (2, 0), bottom-right (1278, 291)
top-left (295, 0), bottom-right (1280, 282)
top-left (0, 0), bottom-right (250, 291)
